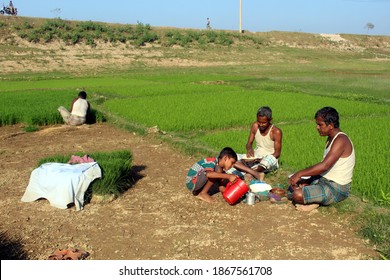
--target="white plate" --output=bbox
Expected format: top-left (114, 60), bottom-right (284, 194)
top-left (288, 174), bottom-right (311, 180)
top-left (240, 155), bottom-right (258, 160)
top-left (250, 183), bottom-right (272, 192)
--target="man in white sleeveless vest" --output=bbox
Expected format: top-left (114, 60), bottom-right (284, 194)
top-left (233, 106), bottom-right (283, 182)
top-left (288, 107), bottom-right (355, 212)
top-left (58, 91), bottom-right (90, 126)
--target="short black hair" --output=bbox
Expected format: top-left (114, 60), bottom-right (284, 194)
top-left (78, 91), bottom-right (87, 99)
top-left (315, 107), bottom-right (339, 128)
top-left (218, 147), bottom-right (238, 161)
top-left (257, 106), bottom-right (272, 119)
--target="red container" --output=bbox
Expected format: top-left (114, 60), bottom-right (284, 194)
top-left (223, 178), bottom-right (249, 205)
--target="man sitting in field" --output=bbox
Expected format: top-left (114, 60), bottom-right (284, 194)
top-left (231, 106), bottom-right (283, 182)
top-left (58, 91), bottom-right (90, 126)
top-left (288, 107), bottom-right (355, 212)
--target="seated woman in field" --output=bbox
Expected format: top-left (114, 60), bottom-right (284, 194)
top-left (58, 91), bottom-right (90, 126)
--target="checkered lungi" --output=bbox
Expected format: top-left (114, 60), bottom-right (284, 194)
top-left (302, 176), bottom-right (351, 205)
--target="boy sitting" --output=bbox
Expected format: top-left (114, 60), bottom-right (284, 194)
top-left (186, 147), bottom-right (238, 203)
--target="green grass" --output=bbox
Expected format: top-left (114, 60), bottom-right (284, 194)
top-left (317, 196), bottom-right (390, 260)
top-left (0, 90), bottom-right (67, 126)
top-left (0, 17), bottom-right (270, 48)
top-left (359, 208), bottom-right (390, 259)
top-left (1, 68), bottom-right (389, 204)
top-left (104, 89), bottom-right (389, 131)
top-left (1, 17), bottom-right (390, 258)
top-left (38, 150), bottom-right (133, 201)
top-left (192, 114), bottom-right (390, 203)
top-left (0, 89), bottom-right (106, 126)
top-left (23, 125), bottom-right (39, 132)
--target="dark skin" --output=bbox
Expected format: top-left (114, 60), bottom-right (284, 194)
top-left (288, 116), bottom-right (354, 206)
top-left (234, 115), bottom-right (282, 180)
top-left (197, 155), bottom-right (238, 203)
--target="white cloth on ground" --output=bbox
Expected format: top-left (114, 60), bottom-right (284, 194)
top-left (21, 162), bottom-right (102, 211)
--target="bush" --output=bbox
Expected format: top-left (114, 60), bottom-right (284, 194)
top-left (216, 32), bottom-right (234, 46)
top-left (22, 21), bottom-right (33, 29)
top-left (26, 31), bottom-right (40, 43)
top-left (77, 21), bottom-right (107, 32)
top-left (9, 17), bottom-right (274, 48)
top-left (205, 30), bottom-right (217, 43)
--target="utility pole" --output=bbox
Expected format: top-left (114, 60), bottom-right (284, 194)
top-left (239, 0), bottom-right (243, 33)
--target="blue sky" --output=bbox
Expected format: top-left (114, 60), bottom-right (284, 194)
top-left (6, 0), bottom-right (390, 35)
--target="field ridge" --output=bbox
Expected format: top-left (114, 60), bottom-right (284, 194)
top-left (1, 16), bottom-right (390, 75)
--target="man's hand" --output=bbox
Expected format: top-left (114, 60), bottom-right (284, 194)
top-left (288, 173), bottom-right (300, 186)
top-left (246, 148), bottom-right (254, 158)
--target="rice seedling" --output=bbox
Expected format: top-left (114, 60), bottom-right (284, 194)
top-left (0, 89), bottom-right (105, 126)
top-left (104, 89), bottom-right (389, 132)
top-left (0, 90), bottom-right (69, 126)
top-left (1, 59), bottom-right (389, 207)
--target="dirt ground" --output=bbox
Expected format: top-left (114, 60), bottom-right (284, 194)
top-left (0, 123), bottom-right (379, 260)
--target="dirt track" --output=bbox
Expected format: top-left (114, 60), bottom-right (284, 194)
top-left (0, 123), bottom-right (379, 260)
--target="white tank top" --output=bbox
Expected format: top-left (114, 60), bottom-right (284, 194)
top-left (254, 125), bottom-right (275, 158)
top-left (71, 98), bottom-right (89, 118)
top-left (321, 132), bottom-right (355, 185)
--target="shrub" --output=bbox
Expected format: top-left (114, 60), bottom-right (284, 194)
top-left (42, 18), bottom-right (70, 32)
top-left (69, 32), bottom-right (81, 45)
top-left (216, 32), bottom-right (233, 46)
top-left (118, 25), bottom-right (133, 34)
top-left (22, 21), bottom-right (33, 29)
top-left (85, 36), bottom-right (96, 47)
top-left (205, 30), bottom-right (217, 43)
top-left (43, 32), bottom-right (53, 43)
top-left (26, 31), bottom-right (40, 43)
top-left (77, 21), bottom-right (107, 32)
top-left (187, 30), bottom-right (201, 41)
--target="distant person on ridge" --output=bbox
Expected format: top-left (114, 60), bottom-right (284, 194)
top-left (8, 1), bottom-right (14, 13)
top-left (206, 18), bottom-right (211, 30)
top-left (58, 91), bottom-right (91, 126)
